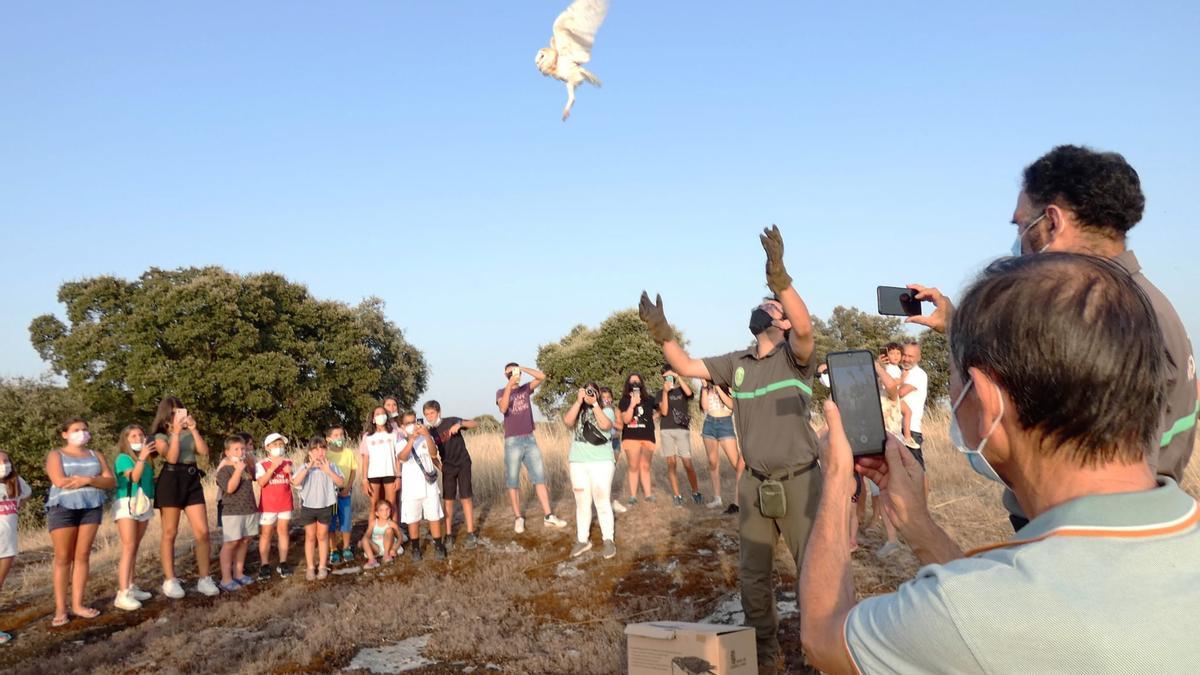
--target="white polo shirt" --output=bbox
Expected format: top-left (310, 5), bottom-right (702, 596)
top-left (900, 365), bottom-right (928, 433)
top-left (844, 478), bottom-right (1200, 673)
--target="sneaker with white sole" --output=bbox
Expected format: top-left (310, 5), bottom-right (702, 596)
top-left (544, 514), bottom-right (568, 528)
top-left (706, 496), bottom-right (723, 509)
top-left (196, 576), bottom-right (220, 597)
top-left (113, 590), bottom-right (142, 611)
top-left (611, 499), bottom-right (628, 514)
top-left (602, 539), bottom-right (617, 559)
top-left (514, 517), bottom-right (526, 534)
top-left (672, 495), bottom-right (684, 507)
top-left (692, 492), bottom-right (703, 505)
top-left (161, 578), bottom-right (185, 600)
top-left (127, 584), bottom-right (152, 601)
top-left (570, 541), bottom-right (593, 558)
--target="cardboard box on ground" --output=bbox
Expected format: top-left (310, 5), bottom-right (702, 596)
top-left (625, 622), bottom-right (756, 675)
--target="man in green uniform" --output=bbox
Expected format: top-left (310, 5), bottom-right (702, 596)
top-left (640, 226), bottom-right (821, 674)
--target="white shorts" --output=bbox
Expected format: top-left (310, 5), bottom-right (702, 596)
top-left (259, 511), bottom-right (293, 526)
top-left (222, 514), bottom-right (259, 542)
top-left (401, 495), bottom-right (444, 524)
top-left (112, 496), bottom-right (154, 523)
top-left (660, 429), bottom-right (694, 459)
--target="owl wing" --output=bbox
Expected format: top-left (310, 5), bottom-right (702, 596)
top-left (551, 0), bottom-right (609, 65)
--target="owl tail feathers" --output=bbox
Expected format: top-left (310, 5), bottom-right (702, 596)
top-left (579, 67), bottom-right (602, 88)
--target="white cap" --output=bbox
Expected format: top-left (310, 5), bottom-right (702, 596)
top-left (263, 433), bottom-right (288, 447)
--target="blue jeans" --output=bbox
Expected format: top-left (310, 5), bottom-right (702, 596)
top-left (504, 434), bottom-right (547, 489)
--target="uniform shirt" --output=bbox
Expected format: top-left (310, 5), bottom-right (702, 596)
top-left (658, 385), bottom-right (693, 430)
top-left (845, 478), bottom-right (1200, 673)
top-left (702, 342), bottom-right (819, 472)
top-left (1114, 251), bottom-right (1197, 480)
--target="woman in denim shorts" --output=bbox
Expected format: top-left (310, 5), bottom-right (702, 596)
top-left (45, 417), bottom-right (115, 627)
top-left (700, 382), bottom-right (744, 515)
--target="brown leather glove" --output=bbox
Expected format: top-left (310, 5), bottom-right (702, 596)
top-left (639, 292), bottom-right (675, 344)
top-left (760, 224), bottom-right (792, 293)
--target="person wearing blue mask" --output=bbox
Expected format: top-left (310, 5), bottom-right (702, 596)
top-left (910, 145), bottom-right (1197, 532)
top-left (800, 253), bottom-right (1200, 674)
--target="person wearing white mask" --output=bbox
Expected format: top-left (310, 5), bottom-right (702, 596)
top-left (45, 417), bottom-right (116, 627)
top-left (255, 432), bottom-right (294, 580)
top-left (910, 144), bottom-right (1196, 532)
top-left (1, 449), bottom-right (32, 644)
top-left (359, 406), bottom-right (400, 524)
top-left (396, 412), bottom-right (447, 561)
top-left (112, 425), bottom-right (156, 611)
top-left (801, 253), bottom-right (1200, 674)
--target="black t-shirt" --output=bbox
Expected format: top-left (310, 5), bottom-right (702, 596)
top-left (618, 389), bottom-right (656, 442)
top-left (431, 417), bottom-right (471, 466)
top-left (657, 386), bottom-right (693, 430)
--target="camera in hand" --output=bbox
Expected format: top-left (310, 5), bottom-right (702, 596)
top-left (585, 387), bottom-right (597, 398)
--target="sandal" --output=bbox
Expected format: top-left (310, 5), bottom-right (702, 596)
top-left (0, 630), bottom-right (12, 644)
top-left (73, 607), bottom-right (100, 620)
top-left (51, 615), bottom-right (69, 628)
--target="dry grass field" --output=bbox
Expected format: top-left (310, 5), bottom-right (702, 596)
top-left (1, 418), bottom-right (1196, 674)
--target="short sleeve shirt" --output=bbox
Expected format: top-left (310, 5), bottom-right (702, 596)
top-left (702, 343), bottom-right (818, 472)
top-left (570, 406), bottom-right (616, 463)
top-left (658, 386), bottom-right (693, 430)
top-left (1115, 251), bottom-right (1198, 480)
top-left (255, 458), bottom-right (294, 513)
top-left (900, 365), bottom-right (928, 433)
top-left (618, 390), bottom-right (657, 442)
top-left (115, 453), bottom-right (156, 500)
top-left (497, 384), bottom-right (537, 438)
top-left (431, 417), bottom-right (471, 466)
top-left (216, 464), bottom-right (258, 515)
top-left (155, 430), bottom-right (197, 465)
top-left (845, 478), bottom-right (1200, 673)
top-left (327, 447), bottom-right (358, 487)
top-left (295, 463), bottom-right (343, 509)
top-left (399, 436), bottom-right (438, 501)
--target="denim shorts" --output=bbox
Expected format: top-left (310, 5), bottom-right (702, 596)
top-left (504, 434), bottom-right (547, 489)
top-left (701, 415), bottom-right (735, 440)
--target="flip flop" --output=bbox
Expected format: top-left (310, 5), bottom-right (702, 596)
top-left (51, 615), bottom-right (69, 628)
top-left (73, 607), bottom-right (100, 620)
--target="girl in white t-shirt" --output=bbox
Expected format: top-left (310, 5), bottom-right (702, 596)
top-left (1, 450), bottom-right (33, 644)
top-left (359, 406), bottom-right (400, 520)
top-left (397, 412), bottom-right (446, 561)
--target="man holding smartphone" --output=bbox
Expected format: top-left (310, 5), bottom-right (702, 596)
top-left (641, 225), bottom-right (821, 675)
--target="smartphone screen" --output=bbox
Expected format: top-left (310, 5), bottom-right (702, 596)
top-left (826, 350), bottom-right (887, 456)
top-left (877, 286), bottom-right (923, 316)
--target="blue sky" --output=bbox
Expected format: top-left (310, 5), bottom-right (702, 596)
top-left (2, 2), bottom-right (1198, 420)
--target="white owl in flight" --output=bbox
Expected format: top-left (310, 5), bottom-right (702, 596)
top-left (534, 0), bottom-right (610, 121)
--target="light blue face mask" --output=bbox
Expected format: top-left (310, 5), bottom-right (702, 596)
top-left (1010, 212), bottom-right (1048, 257)
top-left (949, 378), bottom-right (1010, 487)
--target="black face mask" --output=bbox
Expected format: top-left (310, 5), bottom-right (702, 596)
top-left (749, 308), bottom-right (774, 336)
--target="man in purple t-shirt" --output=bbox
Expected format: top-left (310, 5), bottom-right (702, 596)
top-left (496, 362), bottom-right (567, 534)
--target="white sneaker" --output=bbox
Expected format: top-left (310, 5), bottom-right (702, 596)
top-left (514, 517), bottom-right (525, 534)
top-left (127, 584), bottom-right (152, 601)
top-left (113, 590), bottom-right (142, 611)
top-left (195, 576), bottom-right (220, 597)
top-left (706, 496), bottom-right (723, 509)
top-left (162, 578), bottom-right (185, 600)
top-left (544, 514), bottom-right (568, 528)
top-left (611, 499), bottom-right (628, 514)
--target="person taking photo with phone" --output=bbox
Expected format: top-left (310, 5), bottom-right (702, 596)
top-left (700, 380), bottom-right (743, 515)
top-left (563, 383), bottom-right (618, 559)
top-left (640, 225), bottom-right (821, 674)
top-left (496, 363), bottom-right (567, 534)
top-left (658, 366), bottom-right (703, 507)
top-left (151, 396), bottom-right (218, 599)
top-left (619, 373), bottom-right (658, 505)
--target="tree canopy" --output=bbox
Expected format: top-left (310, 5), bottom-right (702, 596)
top-left (29, 266), bottom-right (428, 445)
top-left (533, 309), bottom-right (684, 419)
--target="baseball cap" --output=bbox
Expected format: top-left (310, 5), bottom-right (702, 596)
top-left (263, 432), bottom-right (289, 447)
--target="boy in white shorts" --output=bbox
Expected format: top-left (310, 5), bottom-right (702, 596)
top-left (216, 436), bottom-right (259, 592)
top-left (397, 412), bottom-right (447, 561)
